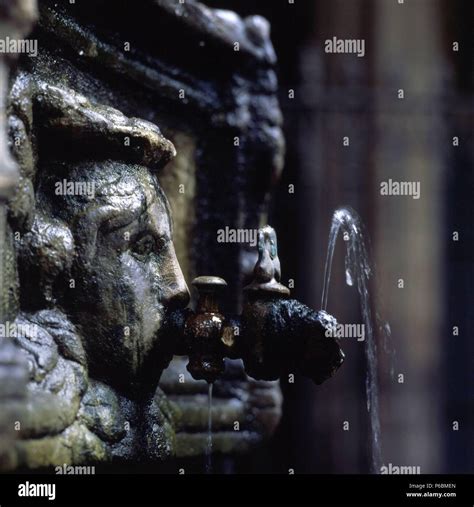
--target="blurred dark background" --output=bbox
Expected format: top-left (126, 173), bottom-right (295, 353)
top-left (206, 0), bottom-right (473, 473)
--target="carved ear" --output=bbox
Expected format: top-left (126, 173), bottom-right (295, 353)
top-left (17, 212), bottom-right (75, 309)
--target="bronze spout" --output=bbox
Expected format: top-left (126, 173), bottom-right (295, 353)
top-left (177, 227), bottom-right (344, 385)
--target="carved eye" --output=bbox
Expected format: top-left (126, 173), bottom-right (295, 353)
top-left (132, 234), bottom-right (157, 258)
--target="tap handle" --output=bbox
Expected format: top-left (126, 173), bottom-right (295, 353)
top-left (192, 276), bottom-right (227, 313)
top-left (185, 276), bottom-right (227, 383)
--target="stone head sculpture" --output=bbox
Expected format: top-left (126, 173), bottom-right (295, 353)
top-left (15, 84), bottom-right (190, 396)
top-left (21, 162), bottom-right (189, 393)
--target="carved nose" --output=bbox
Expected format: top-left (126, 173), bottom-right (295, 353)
top-left (166, 281), bottom-right (190, 309)
top-left (162, 248), bottom-right (190, 309)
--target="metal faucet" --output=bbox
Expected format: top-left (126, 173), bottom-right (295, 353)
top-left (168, 226), bottom-right (344, 385)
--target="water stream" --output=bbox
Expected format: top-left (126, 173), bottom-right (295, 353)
top-left (321, 206), bottom-right (393, 473)
top-left (205, 383), bottom-right (213, 474)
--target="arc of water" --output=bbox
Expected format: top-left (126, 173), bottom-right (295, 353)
top-left (321, 206), bottom-right (390, 473)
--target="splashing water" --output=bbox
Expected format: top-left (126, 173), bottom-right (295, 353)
top-left (321, 206), bottom-right (393, 473)
top-left (205, 383), bottom-right (213, 474)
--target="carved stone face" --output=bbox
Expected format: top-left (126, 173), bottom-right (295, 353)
top-left (35, 160), bottom-right (190, 392)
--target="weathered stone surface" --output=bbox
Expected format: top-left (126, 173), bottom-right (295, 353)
top-left (160, 358), bottom-right (282, 456)
top-left (0, 339), bottom-right (27, 469)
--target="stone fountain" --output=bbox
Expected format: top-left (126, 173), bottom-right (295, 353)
top-left (0, 0), bottom-right (343, 471)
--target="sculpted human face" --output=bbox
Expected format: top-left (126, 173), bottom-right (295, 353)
top-left (50, 162), bottom-right (189, 392)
